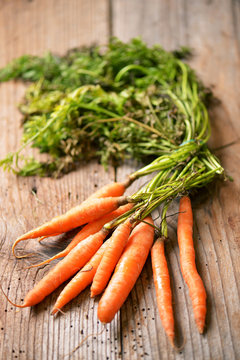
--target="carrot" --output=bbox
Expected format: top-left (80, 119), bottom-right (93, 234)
top-left (151, 238), bottom-right (174, 346)
top-left (27, 204), bottom-right (133, 268)
top-left (97, 217), bottom-right (154, 323)
top-left (177, 196), bottom-right (207, 334)
top-left (12, 196), bottom-right (130, 257)
top-left (51, 238), bottom-right (112, 315)
top-left (86, 179), bottom-right (131, 201)
top-left (91, 218), bottom-right (133, 297)
top-left (9, 229), bottom-right (109, 308)
top-left (34, 180), bottom-right (129, 245)
top-left (38, 234), bottom-right (61, 243)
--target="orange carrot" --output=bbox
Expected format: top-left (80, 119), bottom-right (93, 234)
top-left (12, 196), bottom-right (129, 256)
top-left (91, 218), bottom-right (133, 297)
top-left (151, 238), bottom-right (174, 346)
top-left (9, 229), bottom-right (109, 308)
top-left (177, 196), bottom-right (207, 334)
top-left (34, 181), bottom-right (128, 244)
top-left (51, 238), bottom-right (111, 315)
top-left (28, 204), bottom-right (133, 268)
top-left (38, 234), bottom-right (61, 243)
top-left (97, 217), bottom-right (154, 323)
top-left (86, 179), bottom-right (130, 201)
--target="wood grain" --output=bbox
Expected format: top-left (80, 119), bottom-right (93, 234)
top-left (113, 0), bottom-right (240, 359)
top-left (0, 0), bottom-right (240, 359)
top-left (0, 1), bottom-right (117, 360)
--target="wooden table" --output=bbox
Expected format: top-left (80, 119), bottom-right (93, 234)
top-left (0, 1), bottom-right (239, 359)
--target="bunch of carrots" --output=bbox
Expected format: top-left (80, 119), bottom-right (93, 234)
top-left (4, 176), bottom-right (207, 348)
top-left (0, 39), bottom-right (226, 347)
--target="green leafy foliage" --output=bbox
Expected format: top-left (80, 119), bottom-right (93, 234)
top-left (0, 38), bottom-right (213, 177)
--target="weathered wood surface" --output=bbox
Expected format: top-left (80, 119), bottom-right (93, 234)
top-left (0, 0), bottom-right (239, 359)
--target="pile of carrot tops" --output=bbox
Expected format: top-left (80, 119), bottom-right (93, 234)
top-left (0, 37), bottom-right (212, 177)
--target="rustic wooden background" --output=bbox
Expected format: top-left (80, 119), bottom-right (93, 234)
top-left (0, 0), bottom-right (239, 359)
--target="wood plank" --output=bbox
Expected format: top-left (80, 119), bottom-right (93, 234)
top-left (1, 0), bottom-right (240, 359)
top-left (112, 0), bottom-right (240, 359)
top-left (0, 0), bottom-right (109, 65)
top-left (0, 1), bottom-right (119, 360)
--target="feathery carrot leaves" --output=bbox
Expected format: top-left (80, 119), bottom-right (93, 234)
top-left (0, 38), bottom-right (213, 177)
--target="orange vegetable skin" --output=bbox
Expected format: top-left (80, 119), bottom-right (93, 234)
top-left (177, 196), bottom-right (207, 334)
top-left (97, 217), bottom-right (154, 323)
top-left (51, 238), bottom-right (111, 314)
top-left (12, 196), bottom-right (128, 254)
top-left (16, 229), bottom-right (108, 307)
top-left (151, 238), bottom-right (174, 345)
top-left (28, 203), bottom-right (132, 268)
top-left (86, 181), bottom-right (127, 201)
top-left (91, 218), bottom-right (133, 297)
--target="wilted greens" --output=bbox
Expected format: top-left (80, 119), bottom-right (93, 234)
top-left (0, 38), bottom-right (216, 178)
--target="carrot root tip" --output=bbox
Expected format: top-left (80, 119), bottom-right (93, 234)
top-left (51, 307), bottom-right (66, 316)
top-left (90, 290), bottom-right (96, 298)
top-left (38, 236), bottom-right (46, 243)
top-left (68, 327), bottom-right (106, 356)
top-left (197, 323), bottom-right (205, 334)
top-left (0, 283), bottom-right (26, 308)
top-left (25, 262), bottom-right (50, 270)
top-left (13, 252), bottom-right (36, 259)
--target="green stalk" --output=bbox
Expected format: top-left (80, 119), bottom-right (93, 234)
top-left (115, 64), bottom-right (149, 82)
top-left (130, 142), bottom-right (201, 178)
top-left (160, 201), bottom-right (170, 238)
